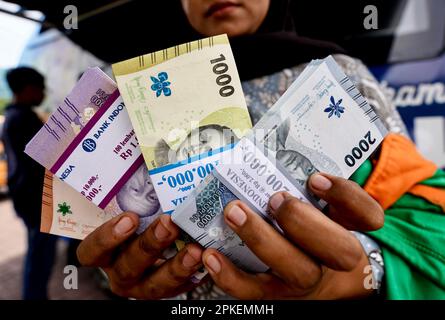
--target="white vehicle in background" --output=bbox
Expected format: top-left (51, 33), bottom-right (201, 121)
top-left (292, 0), bottom-right (445, 168)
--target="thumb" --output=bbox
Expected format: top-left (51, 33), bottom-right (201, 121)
top-left (307, 173), bottom-right (384, 231)
top-left (77, 212), bottom-right (139, 267)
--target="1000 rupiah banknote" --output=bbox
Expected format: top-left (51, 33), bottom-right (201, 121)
top-left (112, 34), bottom-right (252, 214)
top-left (112, 34), bottom-right (253, 281)
top-left (172, 56), bottom-right (388, 273)
top-left (112, 34), bottom-right (251, 168)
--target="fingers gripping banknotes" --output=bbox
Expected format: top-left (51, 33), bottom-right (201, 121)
top-left (27, 67), bottom-right (203, 281)
top-left (113, 35), bottom-right (252, 281)
top-left (172, 56), bottom-right (388, 273)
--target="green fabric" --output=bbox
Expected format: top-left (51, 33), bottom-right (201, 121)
top-left (350, 163), bottom-right (445, 299)
top-left (350, 159), bottom-right (373, 186)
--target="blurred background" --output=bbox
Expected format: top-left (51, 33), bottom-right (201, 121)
top-left (0, 0), bottom-right (444, 299)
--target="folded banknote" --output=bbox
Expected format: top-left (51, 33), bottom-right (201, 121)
top-left (172, 56), bottom-right (388, 273)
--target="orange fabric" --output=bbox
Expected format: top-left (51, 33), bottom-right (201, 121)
top-left (364, 134), bottom-right (437, 209)
top-left (409, 184), bottom-right (445, 212)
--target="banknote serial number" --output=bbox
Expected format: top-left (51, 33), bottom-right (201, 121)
top-left (210, 54), bottom-right (234, 97)
top-left (344, 130), bottom-right (377, 167)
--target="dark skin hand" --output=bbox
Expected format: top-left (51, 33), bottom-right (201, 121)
top-left (77, 173), bottom-right (384, 299)
top-left (77, 214), bottom-right (204, 299)
top-left (201, 173), bottom-right (384, 299)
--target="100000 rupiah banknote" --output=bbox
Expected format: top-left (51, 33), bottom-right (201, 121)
top-left (172, 56), bottom-right (388, 273)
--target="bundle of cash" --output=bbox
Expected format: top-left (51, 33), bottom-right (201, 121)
top-left (27, 35), bottom-right (251, 283)
top-left (112, 34), bottom-right (252, 214)
top-left (25, 67), bottom-right (116, 168)
top-left (25, 67), bottom-right (162, 236)
top-left (112, 34), bottom-right (253, 281)
top-left (172, 56), bottom-right (388, 273)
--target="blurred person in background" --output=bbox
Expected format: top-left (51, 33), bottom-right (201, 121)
top-left (1, 67), bottom-right (57, 300)
top-left (77, 0), bottom-right (445, 300)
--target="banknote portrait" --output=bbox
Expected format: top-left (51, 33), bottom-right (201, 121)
top-left (276, 149), bottom-right (319, 186)
top-left (116, 164), bottom-right (162, 231)
top-left (155, 124), bottom-right (238, 165)
top-left (263, 118), bottom-right (319, 186)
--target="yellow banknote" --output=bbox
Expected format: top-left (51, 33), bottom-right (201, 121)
top-left (112, 34), bottom-right (252, 169)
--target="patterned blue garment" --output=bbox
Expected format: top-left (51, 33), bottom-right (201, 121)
top-left (185, 54), bottom-right (404, 300)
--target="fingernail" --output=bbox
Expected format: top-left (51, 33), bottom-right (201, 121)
top-left (154, 219), bottom-right (171, 240)
top-left (310, 174), bottom-right (332, 191)
top-left (205, 254), bottom-right (221, 274)
top-left (182, 247), bottom-right (202, 268)
top-left (269, 193), bottom-right (285, 212)
top-left (114, 216), bottom-right (134, 235)
top-left (226, 205), bottom-right (247, 227)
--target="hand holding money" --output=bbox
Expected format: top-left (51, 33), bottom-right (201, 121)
top-left (172, 56), bottom-right (388, 273)
top-left (199, 174), bottom-right (384, 299)
top-left (77, 212), bottom-right (205, 299)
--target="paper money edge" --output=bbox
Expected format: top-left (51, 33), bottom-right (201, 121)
top-left (40, 170), bottom-right (54, 234)
top-left (112, 34), bottom-right (229, 76)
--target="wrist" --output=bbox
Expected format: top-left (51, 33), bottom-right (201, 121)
top-left (311, 246), bottom-right (377, 299)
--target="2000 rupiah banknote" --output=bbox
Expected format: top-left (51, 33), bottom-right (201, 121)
top-left (172, 56), bottom-right (389, 273)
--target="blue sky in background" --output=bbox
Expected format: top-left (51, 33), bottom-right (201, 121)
top-left (0, 1), bottom-right (43, 68)
top-left (0, 1), bottom-right (43, 107)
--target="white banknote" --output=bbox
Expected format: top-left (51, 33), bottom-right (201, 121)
top-left (172, 56), bottom-right (388, 272)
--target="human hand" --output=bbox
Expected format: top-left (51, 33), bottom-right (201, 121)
top-left (77, 213), bottom-right (204, 299)
top-left (201, 173), bottom-right (384, 299)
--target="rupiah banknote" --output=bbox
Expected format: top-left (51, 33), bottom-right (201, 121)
top-left (112, 34), bottom-right (252, 281)
top-left (41, 170), bottom-right (110, 240)
top-left (25, 68), bottom-right (162, 236)
top-left (29, 35), bottom-right (252, 282)
top-left (112, 34), bottom-right (252, 214)
top-left (172, 56), bottom-right (389, 273)
top-left (26, 67), bottom-right (206, 281)
top-left (112, 34), bottom-right (251, 168)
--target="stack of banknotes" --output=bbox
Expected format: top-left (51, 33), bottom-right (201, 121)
top-left (25, 34), bottom-right (387, 274)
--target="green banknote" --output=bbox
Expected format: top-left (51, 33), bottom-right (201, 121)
top-left (112, 34), bottom-right (252, 170)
